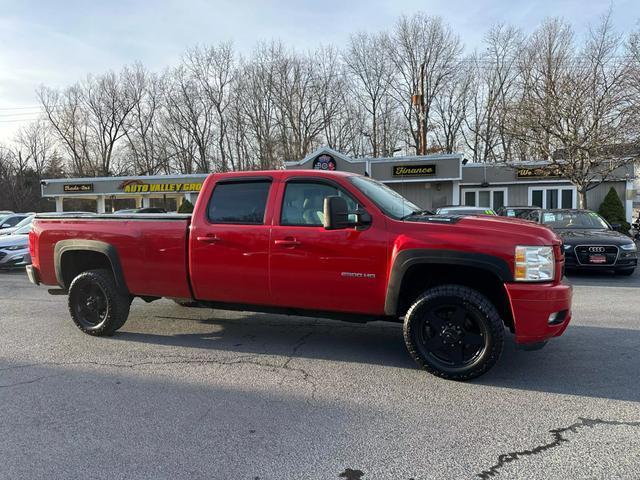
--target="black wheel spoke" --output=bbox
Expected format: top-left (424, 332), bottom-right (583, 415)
top-left (424, 335), bottom-right (443, 351)
top-left (464, 333), bottom-right (484, 347)
top-left (449, 306), bottom-right (466, 327)
top-left (425, 311), bottom-right (445, 330)
top-left (449, 344), bottom-right (464, 364)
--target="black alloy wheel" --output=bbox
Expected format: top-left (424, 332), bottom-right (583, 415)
top-left (74, 283), bottom-right (109, 328)
top-left (68, 269), bottom-right (131, 336)
top-left (403, 285), bottom-right (504, 380)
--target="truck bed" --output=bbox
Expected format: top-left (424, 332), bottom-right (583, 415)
top-left (31, 214), bottom-right (193, 299)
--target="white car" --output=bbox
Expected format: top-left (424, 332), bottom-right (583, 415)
top-left (0, 223), bottom-right (31, 269)
top-left (0, 214), bottom-right (34, 236)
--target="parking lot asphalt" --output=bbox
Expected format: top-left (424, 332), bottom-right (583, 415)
top-left (1, 269), bottom-right (639, 480)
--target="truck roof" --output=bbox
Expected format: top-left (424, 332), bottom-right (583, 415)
top-left (212, 169), bottom-right (357, 180)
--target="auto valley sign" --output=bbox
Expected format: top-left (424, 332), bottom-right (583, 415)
top-left (392, 164), bottom-right (437, 177)
top-left (118, 179), bottom-right (203, 193)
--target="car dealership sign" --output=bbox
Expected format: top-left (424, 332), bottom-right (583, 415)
top-left (392, 164), bottom-right (437, 177)
top-left (63, 183), bottom-right (94, 193)
top-left (118, 180), bottom-right (203, 193)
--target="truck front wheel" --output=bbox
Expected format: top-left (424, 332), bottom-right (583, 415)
top-left (68, 269), bottom-right (131, 336)
top-left (403, 285), bottom-right (504, 380)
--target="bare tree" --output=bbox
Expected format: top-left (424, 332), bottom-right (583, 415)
top-left (387, 14), bottom-right (463, 154)
top-left (513, 15), bottom-right (634, 207)
top-left (463, 24), bottom-right (524, 162)
top-left (184, 42), bottom-right (236, 171)
top-left (122, 64), bottom-right (167, 175)
top-left (37, 84), bottom-right (92, 176)
top-left (344, 32), bottom-right (395, 157)
top-left (15, 119), bottom-right (55, 174)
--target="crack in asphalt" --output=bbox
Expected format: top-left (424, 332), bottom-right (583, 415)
top-left (477, 417), bottom-right (640, 478)
top-left (278, 332), bottom-right (317, 399)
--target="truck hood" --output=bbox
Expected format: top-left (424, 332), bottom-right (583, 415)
top-left (405, 214), bottom-right (561, 246)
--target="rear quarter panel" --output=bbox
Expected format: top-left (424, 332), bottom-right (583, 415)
top-left (32, 217), bottom-right (191, 298)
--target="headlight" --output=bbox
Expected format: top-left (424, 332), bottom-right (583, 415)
top-left (3, 245), bottom-right (26, 251)
top-left (620, 243), bottom-right (637, 252)
top-left (515, 246), bottom-right (555, 281)
top-left (563, 244), bottom-right (572, 251)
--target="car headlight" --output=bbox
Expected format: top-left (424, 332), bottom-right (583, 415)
top-left (563, 244), bottom-right (572, 251)
top-left (515, 246), bottom-right (555, 282)
top-left (3, 245), bottom-right (26, 251)
top-left (620, 243), bottom-right (637, 252)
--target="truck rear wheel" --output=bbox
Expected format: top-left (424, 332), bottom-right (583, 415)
top-left (68, 269), bottom-right (130, 336)
top-left (403, 285), bottom-right (504, 381)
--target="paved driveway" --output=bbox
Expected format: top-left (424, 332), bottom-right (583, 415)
top-left (0, 270), bottom-right (638, 479)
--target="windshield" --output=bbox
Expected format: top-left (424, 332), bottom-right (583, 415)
top-left (349, 176), bottom-right (421, 219)
top-left (13, 224), bottom-right (32, 235)
top-left (14, 215), bottom-right (34, 229)
top-left (541, 211), bottom-right (610, 229)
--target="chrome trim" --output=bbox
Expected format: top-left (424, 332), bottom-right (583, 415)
top-left (574, 244), bottom-right (619, 266)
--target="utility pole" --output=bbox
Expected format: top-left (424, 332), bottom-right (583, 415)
top-left (412, 62), bottom-right (427, 155)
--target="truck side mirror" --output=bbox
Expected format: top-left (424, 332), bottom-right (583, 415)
top-left (323, 196), bottom-right (350, 230)
top-left (610, 223), bottom-right (621, 231)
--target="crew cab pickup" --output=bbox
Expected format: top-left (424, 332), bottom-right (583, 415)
top-left (27, 170), bottom-right (572, 380)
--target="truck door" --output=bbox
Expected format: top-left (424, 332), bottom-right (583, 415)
top-left (189, 177), bottom-right (274, 305)
top-left (269, 178), bottom-right (387, 315)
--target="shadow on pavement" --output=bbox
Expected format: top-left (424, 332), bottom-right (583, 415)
top-left (564, 268), bottom-right (639, 288)
top-left (116, 308), bottom-right (640, 403)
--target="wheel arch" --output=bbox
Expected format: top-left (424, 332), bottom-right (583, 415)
top-left (385, 249), bottom-right (514, 329)
top-left (54, 240), bottom-right (128, 294)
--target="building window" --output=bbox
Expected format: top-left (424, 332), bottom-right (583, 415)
top-left (528, 186), bottom-right (576, 209)
top-left (461, 188), bottom-right (507, 210)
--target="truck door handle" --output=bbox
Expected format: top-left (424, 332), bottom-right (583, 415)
top-left (274, 238), bottom-right (301, 247)
top-left (196, 235), bottom-right (221, 244)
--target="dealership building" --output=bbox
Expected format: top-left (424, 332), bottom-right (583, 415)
top-left (42, 146), bottom-right (639, 222)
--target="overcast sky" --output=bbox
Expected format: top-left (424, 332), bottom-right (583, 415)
top-left (0, 0), bottom-right (639, 141)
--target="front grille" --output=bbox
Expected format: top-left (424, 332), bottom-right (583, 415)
top-left (575, 245), bottom-right (618, 265)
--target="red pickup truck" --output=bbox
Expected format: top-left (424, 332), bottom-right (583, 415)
top-left (27, 170), bottom-right (572, 380)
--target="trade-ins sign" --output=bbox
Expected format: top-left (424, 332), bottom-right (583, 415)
top-left (118, 180), bottom-right (203, 193)
top-left (63, 183), bottom-right (94, 193)
top-left (392, 164), bottom-right (437, 177)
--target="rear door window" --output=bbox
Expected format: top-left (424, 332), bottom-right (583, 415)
top-left (208, 181), bottom-right (272, 224)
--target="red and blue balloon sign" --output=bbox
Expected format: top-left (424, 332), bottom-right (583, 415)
top-left (312, 154), bottom-right (337, 171)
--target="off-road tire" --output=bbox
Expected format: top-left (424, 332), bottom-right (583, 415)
top-left (403, 284), bottom-right (504, 381)
top-left (68, 269), bottom-right (130, 336)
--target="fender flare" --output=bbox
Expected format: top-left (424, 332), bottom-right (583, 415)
top-left (384, 249), bottom-right (513, 316)
top-left (54, 239), bottom-right (128, 293)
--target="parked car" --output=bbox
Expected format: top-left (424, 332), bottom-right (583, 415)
top-left (496, 206), bottom-right (542, 221)
top-left (435, 206), bottom-right (497, 216)
top-left (536, 209), bottom-right (637, 275)
top-left (0, 214), bottom-right (34, 236)
top-left (0, 223), bottom-right (32, 269)
top-left (114, 207), bottom-right (168, 214)
top-left (28, 170), bottom-right (572, 380)
top-left (0, 213), bottom-right (33, 232)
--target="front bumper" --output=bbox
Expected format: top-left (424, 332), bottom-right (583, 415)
top-left (0, 250), bottom-right (31, 269)
top-left (505, 280), bottom-right (572, 344)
